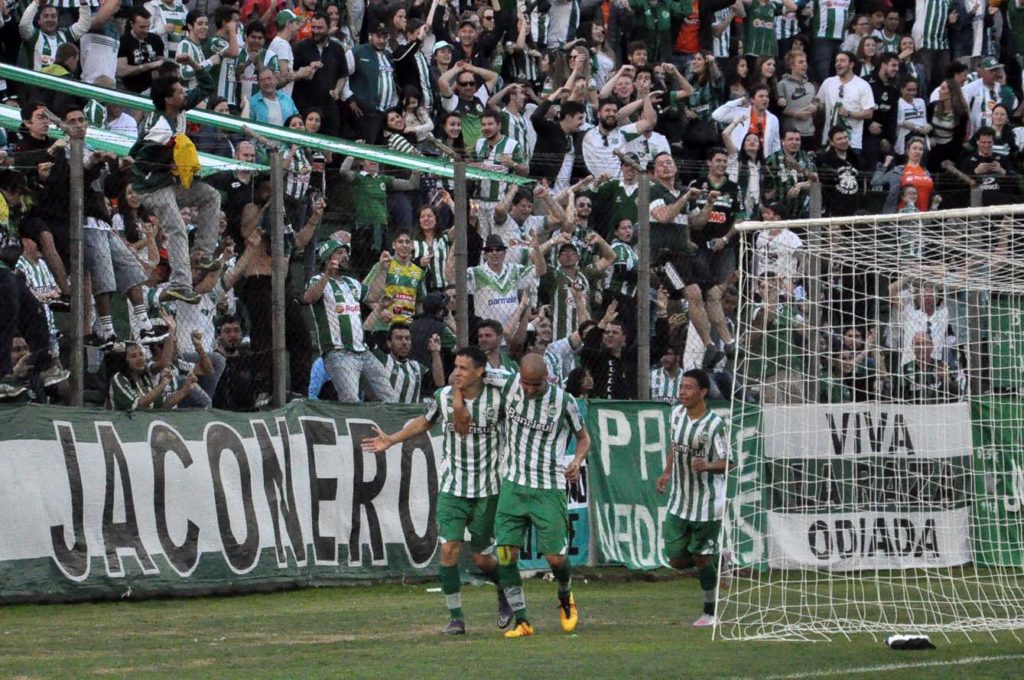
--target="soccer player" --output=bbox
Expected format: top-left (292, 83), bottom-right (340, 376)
top-left (494, 354), bottom-right (590, 638)
top-left (363, 346), bottom-right (513, 635)
top-left (656, 369), bottom-right (732, 627)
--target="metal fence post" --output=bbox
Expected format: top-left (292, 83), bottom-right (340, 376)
top-left (68, 135), bottom-right (85, 406)
top-left (636, 171), bottom-right (651, 400)
top-left (268, 148), bottom-right (287, 407)
top-left (453, 162), bottom-right (469, 348)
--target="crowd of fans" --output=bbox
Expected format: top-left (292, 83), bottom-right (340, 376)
top-left (1, 0), bottom-right (1019, 409)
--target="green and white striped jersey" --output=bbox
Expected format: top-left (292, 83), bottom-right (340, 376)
top-left (376, 50), bottom-right (399, 110)
top-left (286, 147), bottom-right (311, 200)
top-left (208, 35), bottom-right (238, 106)
top-left (667, 407), bottom-right (731, 522)
top-left (412, 234), bottom-right (450, 290)
top-left (237, 48), bottom-right (280, 103)
top-left (425, 384), bottom-right (506, 497)
top-left (500, 375), bottom-right (584, 489)
top-left (650, 367), bottom-right (683, 404)
top-left (145, 0), bottom-right (188, 56)
top-left (493, 214), bottom-right (546, 267)
top-left (306, 274), bottom-right (368, 355)
top-left (176, 36), bottom-right (210, 92)
top-left (22, 28), bottom-right (78, 72)
top-left (467, 262), bottom-right (535, 326)
top-left (374, 349), bottom-right (428, 403)
top-left (84, 100), bottom-right (107, 129)
top-left (540, 266), bottom-right (591, 341)
top-left (544, 336), bottom-right (577, 387)
top-left (16, 255), bottom-right (59, 337)
top-left (501, 109), bottom-right (531, 161)
top-left (912, 0), bottom-right (951, 50)
top-left (602, 239), bottom-right (638, 297)
top-left (473, 135), bottom-right (524, 202)
top-left (811, 0), bottom-right (854, 41)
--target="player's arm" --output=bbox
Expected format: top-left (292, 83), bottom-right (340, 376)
top-left (362, 416), bottom-right (433, 453)
top-left (564, 426), bottom-right (590, 483)
top-left (656, 440), bottom-right (675, 493)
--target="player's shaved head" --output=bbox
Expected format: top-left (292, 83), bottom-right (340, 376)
top-left (519, 353), bottom-right (548, 398)
top-left (521, 353), bottom-right (546, 377)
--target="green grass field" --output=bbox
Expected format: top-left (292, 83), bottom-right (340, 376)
top-left (1, 572), bottom-right (1022, 679)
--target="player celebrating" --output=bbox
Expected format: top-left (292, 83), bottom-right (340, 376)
top-left (656, 369), bottom-right (732, 627)
top-left (494, 354), bottom-right (590, 638)
top-left (362, 346), bottom-right (513, 635)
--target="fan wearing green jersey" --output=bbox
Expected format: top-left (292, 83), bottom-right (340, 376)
top-left (371, 323), bottom-right (444, 404)
top-left (656, 369), bottom-right (732, 627)
top-left (19, 0), bottom-right (90, 73)
top-left (303, 240), bottom-right (398, 403)
top-left (363, 346), bottom-right (514, 636)
top-left (494, 354), bottom-right (590, 639)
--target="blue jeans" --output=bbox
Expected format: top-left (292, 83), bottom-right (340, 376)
top-left (323, 349), bottom-right (397, 403)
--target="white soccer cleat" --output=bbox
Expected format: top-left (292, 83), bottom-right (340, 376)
top-left (692, 613), bottom-right (716, 627)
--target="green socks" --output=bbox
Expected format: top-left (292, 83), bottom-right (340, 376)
top-left (497, 562), bottom-right (528, 623)
top-left (552, 563), bottom-right (572, 600)
top-left (439, 565), bottom-right (464, 620)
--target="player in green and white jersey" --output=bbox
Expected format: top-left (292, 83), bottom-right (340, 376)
top-left (303, 240), bottom-right (397, 403)
top-left (363, 346), bottom-right (515, 635)
top-left (371, 323), bottom-right (444, 404)
top-left (493, 354), bottom-right (590, 639)
top-left (656, 369), bottom-right (732, 627)
top-left (473, 110), bottom-right (528, 235)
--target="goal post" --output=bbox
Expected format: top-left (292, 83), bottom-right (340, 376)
top-left (715, 204), bottom-right (1024, 641)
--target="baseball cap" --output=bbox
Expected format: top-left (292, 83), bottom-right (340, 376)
top-left (432, 40), bottom-right (453, 54)
top-left (980, 56), bottom-right (1004, 71)
top-left (275, 9), bottom-right (301, 28)
top-left (370, 20), bottom-right (389, 35)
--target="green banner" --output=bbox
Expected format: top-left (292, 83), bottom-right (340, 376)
top-left (586, 401), bottom-right (761, 570)
top-left (971, 395), bottom-right (1024, 567)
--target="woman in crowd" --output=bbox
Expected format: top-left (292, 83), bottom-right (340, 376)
top-left (753, 56), bottom-right (781, 116)
top-left (927, 77), bottom-right (970, 174)
top-left (897, 35), bottom-right (928, 96)
top-left (877, 136), bottom-right (936, 213)
top-left (966, 103), bottom-right (1019, 163)
top-left (723, 127), bottom-right (766, 221)
top-left (113, 183), bottom-right (161, 271)
top-left (855, 35), bottom-right (880, 80)
top-left (413, 201), bottom-right (452, 292)
top-left (895, 78), bottom-right (929, 156)
top-left (585, 21), bottom-right (618, 89)
top-left (401, 86), bottom-right (434, 147)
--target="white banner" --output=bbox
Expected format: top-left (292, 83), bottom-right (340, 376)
top-left (762, 403), bottom-right (973, 570)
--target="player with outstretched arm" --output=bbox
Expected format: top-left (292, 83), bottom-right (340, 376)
top-left (363, 346), bottom-right (514, 635)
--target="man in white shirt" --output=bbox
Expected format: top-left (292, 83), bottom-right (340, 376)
top-left (582, 93), bottom-right (657, 178)
top-left (817, 51), bottom-right (876, 151)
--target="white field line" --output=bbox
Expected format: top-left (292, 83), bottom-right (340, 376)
top-left (754, 653), bottom-right (1024, 680)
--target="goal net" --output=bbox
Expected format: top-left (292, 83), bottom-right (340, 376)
top-left (715, 204), bottom-right (1024, 641)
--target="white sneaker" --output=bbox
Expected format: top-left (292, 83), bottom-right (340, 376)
top-left (692, 613), bottom-right (716, 627)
